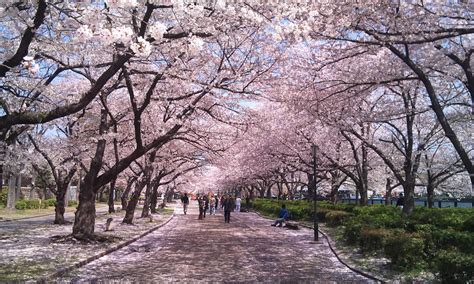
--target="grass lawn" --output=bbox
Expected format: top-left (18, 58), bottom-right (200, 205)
top-left (0, 207), bottom-right (60, 220)
top-left (0, 203), bottom-right (111, 221)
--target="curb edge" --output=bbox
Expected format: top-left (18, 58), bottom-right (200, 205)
top-left (38, 213), bottom-right (175, 282)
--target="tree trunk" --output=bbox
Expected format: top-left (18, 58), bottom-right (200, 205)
top-left (121, 179), bottom-right (134, 210)
top-left (330, 181), bottom-right (339, 204)
top-left (277, 182), bottom-right (283, 200)
top-left (402, 179), bottom-right (416, 214)
top-left (355, 188), bottom-right (359, 205)
top-left (359, 183), bottom-right (369, 206)
top-left (72, 108), bottom-right (107, 239)
top-left (427, 183), bottom-right (434, 209)
top-left (72, 184), bottom-right (96, 239)
top-left (150, 182), bottom-right (160, 214)
top-left (54, 186), bottom-right (67, 224)
top-left (360, 142), bottom-right (369, 206)
top-left (265, 186), bottom-right (271, 199)
top-left (108, 178), bottom-right (116, 213)
top-left (385, 178), bottom-right (392, 205)
top-left (7, 174), bottom-right (16, 209)
top-left (15, 174), bottom-right (22, 200)
top-left (123, 186), bottom-right (142, 224)
top-left (141, 182), bottom-right (152, 218)
top-left (0, 165), bottom-right (3, 192)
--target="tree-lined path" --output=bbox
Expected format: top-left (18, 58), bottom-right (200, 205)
top-left (59, 202), bottom-right (371, 283)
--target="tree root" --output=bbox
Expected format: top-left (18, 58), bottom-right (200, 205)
top-left (51, 234), bottom-right (121, 244)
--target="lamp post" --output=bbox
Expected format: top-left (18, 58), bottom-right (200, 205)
top-left (312, 144), bottom-right (319, 242)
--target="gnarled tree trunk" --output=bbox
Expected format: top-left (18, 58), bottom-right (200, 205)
top-left (150, 181), bottom-right (160, 214)
top-left (54, 186), bottom-right (67, 224)
top-left (121, 177), bottom-right (136, 210)
top-left (141, 182), bottom-right (152, 218)
top-left (123, 185), bottom-right (143, 224)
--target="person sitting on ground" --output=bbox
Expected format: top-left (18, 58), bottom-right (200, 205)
top-left (271, 204), bottom-right (289, 227)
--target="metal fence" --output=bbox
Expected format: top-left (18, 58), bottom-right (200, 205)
top-left (340, 198), bottom-right (474, 208)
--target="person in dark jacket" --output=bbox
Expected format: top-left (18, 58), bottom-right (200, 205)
top-left (198, 195), bottom-right (205, 220)
top-left (203, 195), bottom-right (209, 218)
top-left (271, 204), bottom-right (289, 227)
top-left (396, 193), bottom-right (404, 208)
top-left (181, 193), bottom-right (189, 215)
top-left (222, 195), bottom-right (235, 223)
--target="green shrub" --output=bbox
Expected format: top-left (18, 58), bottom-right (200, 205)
top-left (319, 202), bottom-right (356, 212)
top-left (359, 228), bottom-right (395, 253)
top-left (410, 207), bottom-right (474, 231)
top-left (25, 199), bottom-right (41, 209)
top-left (435, 250), bottom-right (474, 283)
top-left (462, 215), bottom-right (474, 232)
top-left (286, 205), bottom-right (312, 220)
top-left (430, 229), bottom-right (474, 254)
top-left (45, 199), bottom-right (56, 207)
top-left (15, 200), bottom-right (27, 210)
top-left (349, 209), bottom-right (405, 229)
top-left (343, 221), bottom-right (364, 245)
top-left (384, 234), bottom-right (426, 270)
top-left (352, 205), bottom-right (401, 216)
top-left (315, 207), bottom-right (331, 221)
top-left (68, 200), bottom-right (78, 207)
top-left (0, 191), bottom-right (7, 207)
top-left (325, 210), bottom-right (353, 226)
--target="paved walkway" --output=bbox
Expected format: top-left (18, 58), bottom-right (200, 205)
top-left (59, 202), bottom-right (373, 283)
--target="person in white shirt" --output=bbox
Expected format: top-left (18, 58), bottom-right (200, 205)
top-left (235, 196), bottom-right (241, 212)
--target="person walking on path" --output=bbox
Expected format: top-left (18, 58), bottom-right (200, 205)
top-left (209, 196), bottom-right (216, 215)
top-left (223, 195), bottom-right (235, 223)
top-left (235, 196), bottom-right (241, 212)
top-left (198, 196), bottom-right (205, 220)
top-left (271, 204), bottom-right (289, 227)
top-left (203, 195), bottom-right (209, 218)
top-left (181, 193), bottom-right (189, 215)
top-left (214, 195), bottom-right (219, 212)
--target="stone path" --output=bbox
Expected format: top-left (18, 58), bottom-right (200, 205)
top-left (59, 202), bottom-right (373, 283)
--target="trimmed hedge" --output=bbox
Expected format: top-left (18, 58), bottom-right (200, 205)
top-left (435, 250), bottom-right (474, 283)
top-left (15, 200), bottom-right (27, 210)
top-left (0, 191), bottom-right (7, 207)
top-left (384, 233), bottom-right (427, 269)
top-left (14, 199), bottom-right (48, 210)
top-left (325, 210), bottom-right (353, 226)
top-left (45, 199), bottom-right (56, 207)
top-left (359, 228), bottom-right (396, 253)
